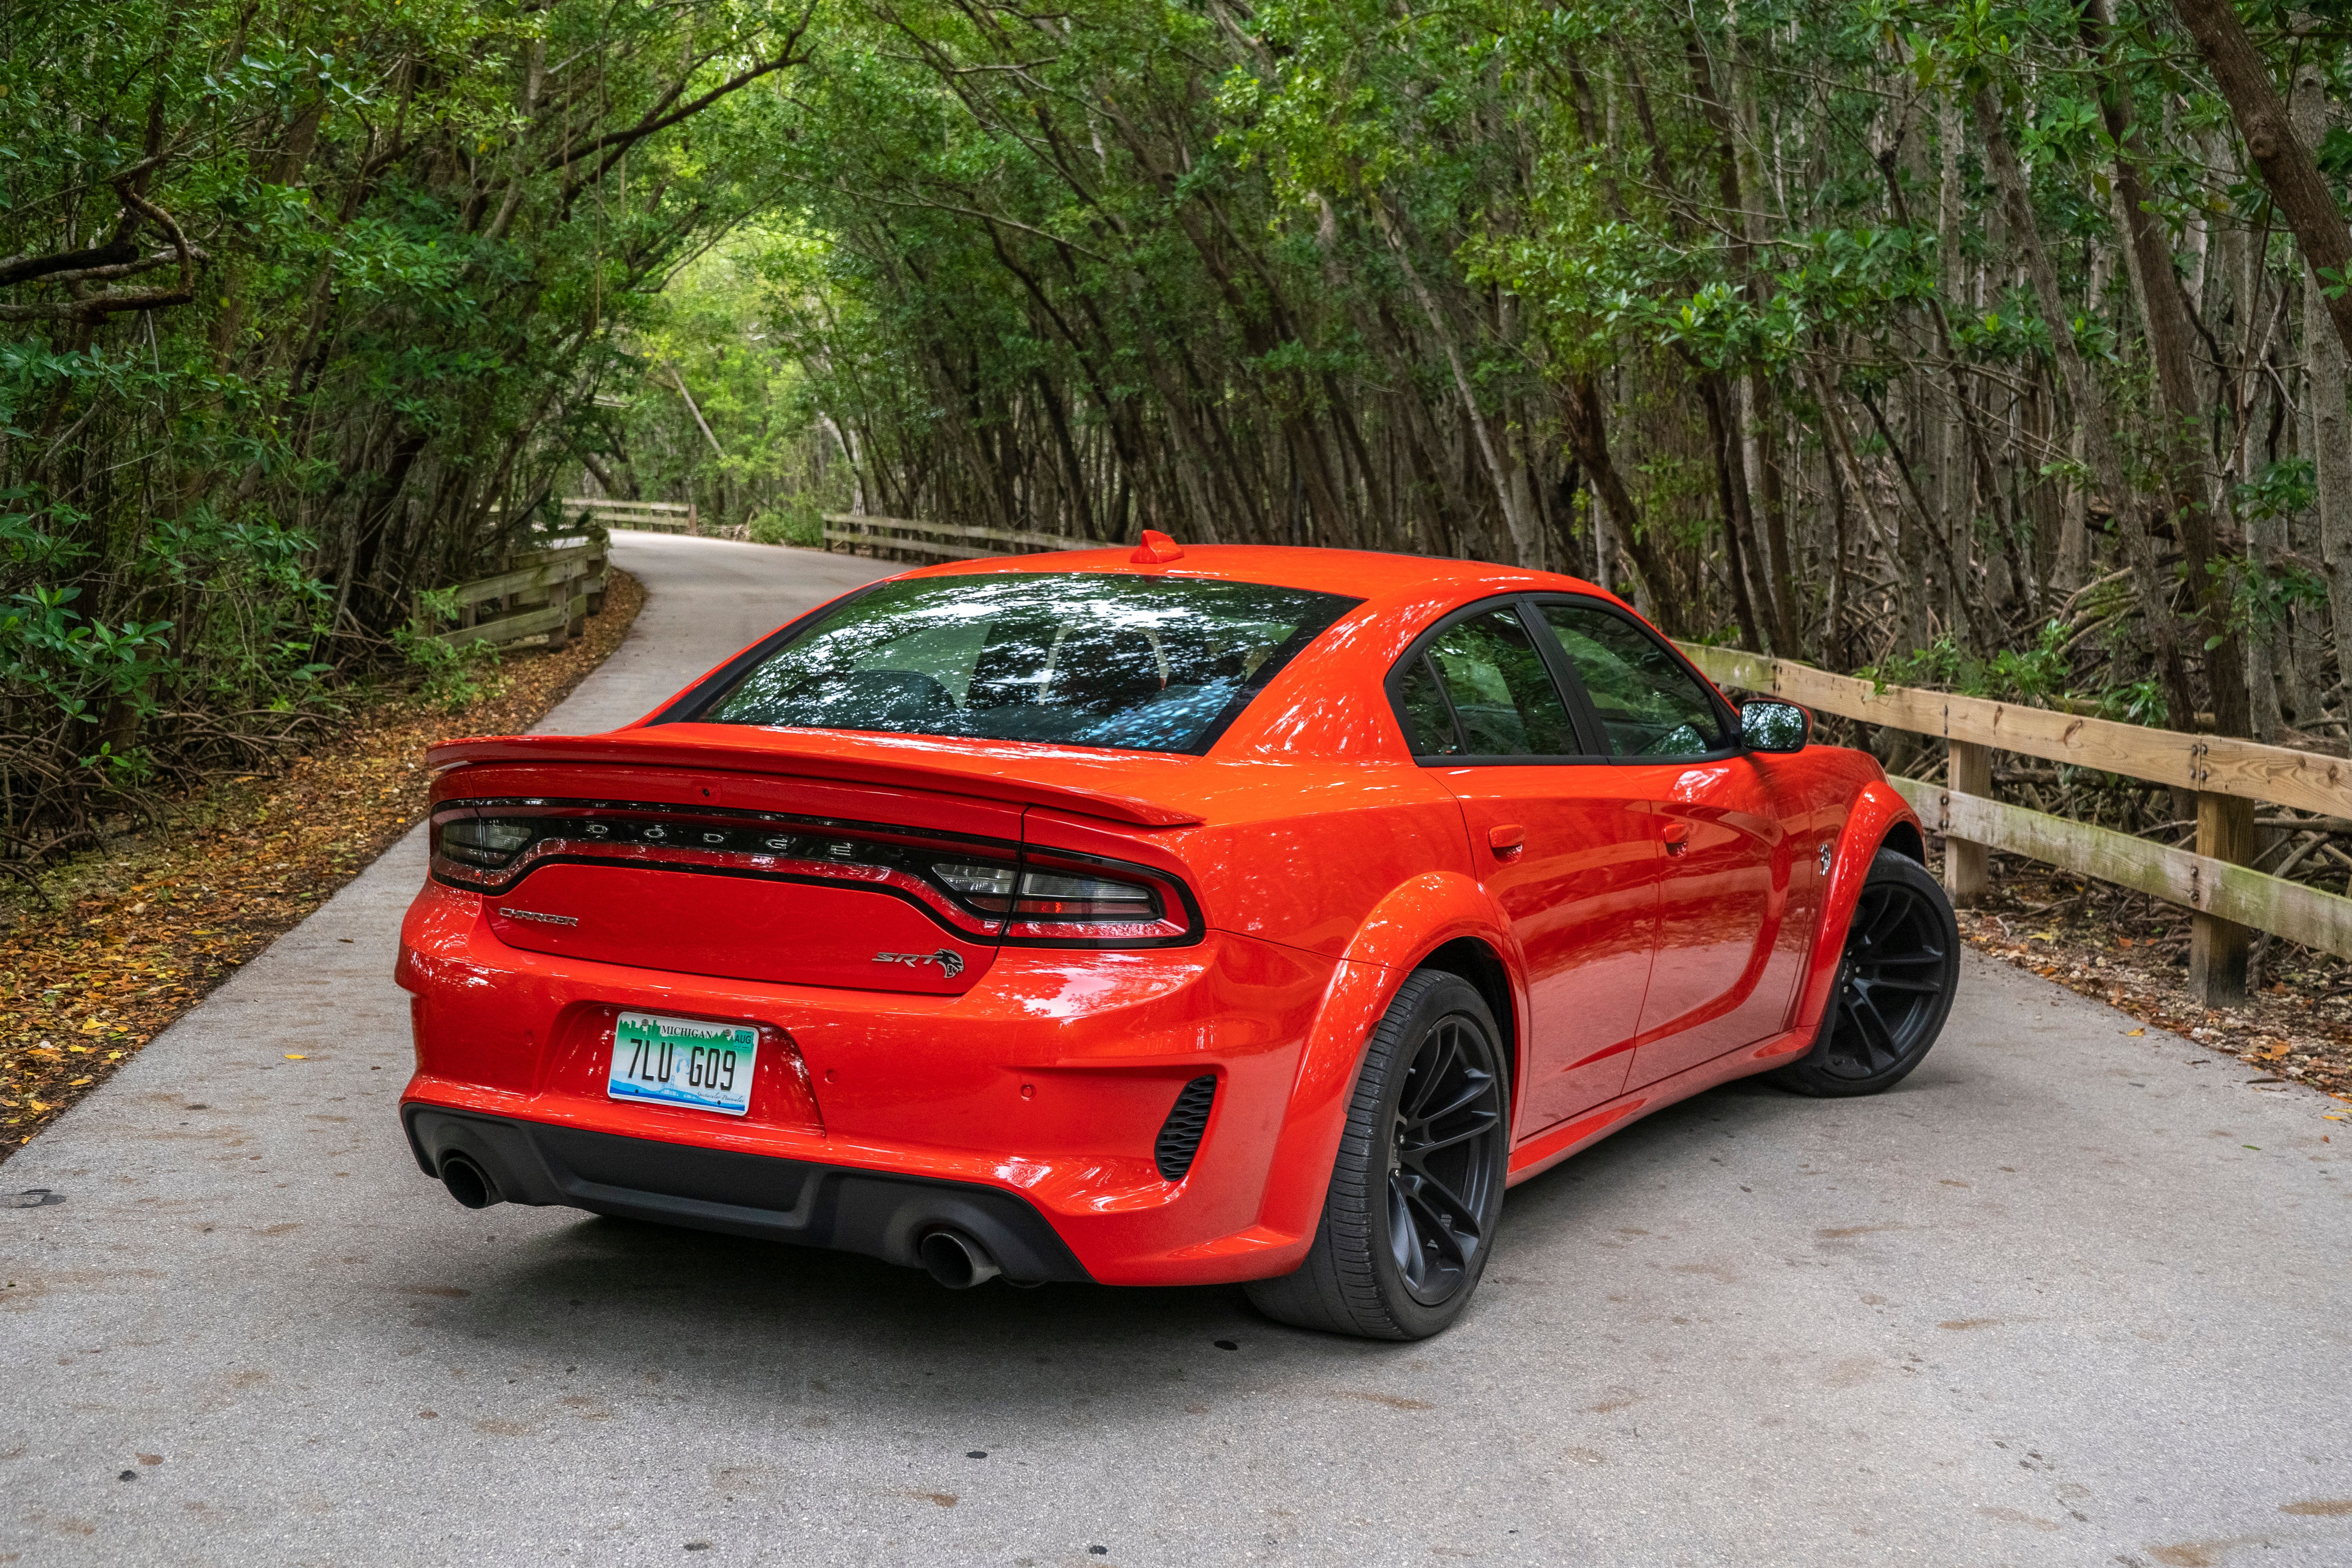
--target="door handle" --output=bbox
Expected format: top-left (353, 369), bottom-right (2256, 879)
top-left (1488, 824), bottom-right (1525, 860)
top-left (1661, 820), bottom-right (1692, 855)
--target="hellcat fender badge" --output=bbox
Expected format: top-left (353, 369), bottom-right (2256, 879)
top-left (499, 906), bottom-right (579, 927)
top-left (873, 948), bottom-right (965, 978)
top-left (1818, 842), bottom-right (1835, 877)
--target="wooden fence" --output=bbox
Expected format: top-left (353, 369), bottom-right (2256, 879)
top-left (564, 496), bottom-right (696, 535)
top-left (822, 513), bottom-right (1089, 561)
top-left (417, 530), bottom-right (608, 652)
top-left (1678, 642), bottom-right (2352, 1005)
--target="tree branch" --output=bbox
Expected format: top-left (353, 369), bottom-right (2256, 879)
top-left (0, 185), bottom-right (200, 323)
top-left (539, 9), bottom-right (817, 181)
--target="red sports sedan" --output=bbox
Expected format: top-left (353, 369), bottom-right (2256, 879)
top-left (397, 538), bottom-right (1957, 1339)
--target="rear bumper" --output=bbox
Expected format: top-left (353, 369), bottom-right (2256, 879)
top-left (404, 1106), bottom-right (1091, 1283)
top-left (395, 879), bottom-right (1338, 1285)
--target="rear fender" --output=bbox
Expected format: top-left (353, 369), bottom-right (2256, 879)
top-left (1789, 780), bottom-right (1924, 1042)
top-left (1250, 873), bottom-right (1521, 1252)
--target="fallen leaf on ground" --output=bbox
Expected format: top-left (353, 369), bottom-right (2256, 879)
top-left (0, 573), bottom-right (644, 1162)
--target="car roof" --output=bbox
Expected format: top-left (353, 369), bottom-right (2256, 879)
top-left (904, 543), bottom-right (1614, 607)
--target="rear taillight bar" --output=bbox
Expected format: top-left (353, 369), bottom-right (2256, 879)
top-left (993, 854), bottom-right (1193, 945)
top-left (429, 799), bottom-right (1199, 947)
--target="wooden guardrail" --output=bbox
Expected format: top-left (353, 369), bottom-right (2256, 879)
top-left (416, 531), bottom-right (608, 652)
top-left (564, 496), bottom-right (697, 535)
top-left (1677, 641), bottom-right (2352, 1006)
top-left (822, 513), bottom-right (1090, 561)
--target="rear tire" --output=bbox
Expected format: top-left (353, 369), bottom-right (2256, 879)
top-left (1771, 848), bottom-right (1959, 1098)
top-left (1246, 970), bottom-right (1508, 1340)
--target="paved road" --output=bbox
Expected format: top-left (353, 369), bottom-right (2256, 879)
top-left (5, 533), bottom-right (2349, 1568)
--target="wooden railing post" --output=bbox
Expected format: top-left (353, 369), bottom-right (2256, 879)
top-left (583, 527), bottom-right (608, 617)
top-left (2189, 789), bottom-right (2257, 1007)
top-left (1945, 739), bottom-right (1992, 907)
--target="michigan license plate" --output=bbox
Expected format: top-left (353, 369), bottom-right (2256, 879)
top-left (607, 1012), bottom-right (758, 1116)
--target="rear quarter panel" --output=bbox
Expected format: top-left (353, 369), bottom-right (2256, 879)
top-left (1025, 762), bottom-right (1500, 1274)
top-left (1051, 767), bottom-right (1475, 958)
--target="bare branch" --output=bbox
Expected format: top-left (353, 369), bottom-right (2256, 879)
top-left (0, 184), bottom-right (200, 322)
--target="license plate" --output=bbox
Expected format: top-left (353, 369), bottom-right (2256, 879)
top-left (607, 1012), bottom-right (759, 1116)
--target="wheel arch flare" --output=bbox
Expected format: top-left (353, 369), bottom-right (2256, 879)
top-left (1793, 779), bottom-right (1930, 1040)
top-left (1243, 873), bottom-right (1522, 1268)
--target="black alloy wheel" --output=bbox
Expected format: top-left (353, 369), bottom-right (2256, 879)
top-left (1387, 1013), bottom-right (1505, 1305)
top-left (1773, 848), bottom-right (1960, 1098)
top-left (1247, 970), bottom-right (1510, 1339)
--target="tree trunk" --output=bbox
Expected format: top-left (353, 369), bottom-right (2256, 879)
top-left (2170, 0), bottom-right (2352, 363)
top-left (1744, 368), bottom-right (1800, 653)
top-left (2087, 0), bottom-right (2249, 736)
top-left (1695, 372), bottom-right (1768, 652)
top-left (1373, 201), bottom-right (1535, 564)
top-left (1562, 374), bottom-right (1685, 630)
top-left (1973, 86), bottom-right (2179, 695)
top-left (2295, 65), bottom-right (2352, 746)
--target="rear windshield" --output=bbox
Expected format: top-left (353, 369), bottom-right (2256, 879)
top-left (690, 572), bottom-right (1359, 753)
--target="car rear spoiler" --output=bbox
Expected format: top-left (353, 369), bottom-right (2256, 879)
top-left (424, 729), bottom-right (1207, 828)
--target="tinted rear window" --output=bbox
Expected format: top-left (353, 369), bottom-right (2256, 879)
top-left (693, 573), bottom-right (1358, 753)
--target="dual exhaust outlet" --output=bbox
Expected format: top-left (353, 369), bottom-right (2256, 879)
top-left (436, 1153), bottom-right (1007, 1289)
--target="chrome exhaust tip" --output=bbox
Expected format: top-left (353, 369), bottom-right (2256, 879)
top-left (917, 1228), bottom-right (1001, 1289)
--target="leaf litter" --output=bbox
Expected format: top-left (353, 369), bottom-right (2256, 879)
top-left (1950, 842), bottom-right (2352, 1111)
top-left (0, 572), bottom-right (644, 1161)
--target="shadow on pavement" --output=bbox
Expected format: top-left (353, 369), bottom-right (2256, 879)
top-left (390, 1057), bottom-right (1967, 1427)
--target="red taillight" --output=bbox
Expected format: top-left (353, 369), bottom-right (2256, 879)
top-left (430, 802), bottom-right (1016, 939)
top-left (430, 799), bottom-right (1201, 949)
top-left (1011, 869), bottom-right (1156, 918)
top-left (998, 857), bottom-right (1194, 945)
top-left (930, 864), bottom-right (1162, 921)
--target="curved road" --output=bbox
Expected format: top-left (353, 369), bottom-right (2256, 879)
top-left (5, 533), bottom-right (2348, 1567)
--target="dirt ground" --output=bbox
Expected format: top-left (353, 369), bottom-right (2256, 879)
top-left (0, 572), bottom-right (644, 1162)
top-left (1941, 838), bottom-right (2352, 1115)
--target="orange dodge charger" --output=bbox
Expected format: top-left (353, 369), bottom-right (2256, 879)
top-left (397, 537), bottom-right (1956, 1339)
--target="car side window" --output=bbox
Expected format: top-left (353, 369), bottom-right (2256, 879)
top-left (1395, 655), bottom-right (1463, 754)
top-left (1536, 604), bottom-right (1726, 759)
top-left (1418, 608), bottom-right (1580, 757)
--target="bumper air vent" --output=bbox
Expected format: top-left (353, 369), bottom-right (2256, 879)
top-left (1153, 1076), bottom-right (1218, 1183)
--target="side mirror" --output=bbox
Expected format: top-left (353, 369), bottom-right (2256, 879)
top-left (1740, 699), bottom-right (1811, 753)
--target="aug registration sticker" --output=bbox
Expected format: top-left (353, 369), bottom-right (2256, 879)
top-left (608, 1012), bottom-right (759, 1116)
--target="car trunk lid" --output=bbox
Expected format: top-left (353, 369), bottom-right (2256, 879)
top-left (433, 763), bottom-right (1028, 995)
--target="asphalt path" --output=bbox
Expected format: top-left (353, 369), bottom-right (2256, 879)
top-left (5, 532), bottom-right (2348, 1568)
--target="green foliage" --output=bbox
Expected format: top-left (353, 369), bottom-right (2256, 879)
top-left (394, 621), bottom-right (506, 716)
top-left (748, 495), bottom-right (826, 548)
top-left (2234, 458), bottom-right (2317, 524)
top-left (8, 0), bottom-right (2349, 864)
top-left (602, 234), bottom-right (851, 536)
top-left (1866, 620), bottom-right (2079, 710)
top-left (3, 0), bottom-right (810, 851)
top-left (2100, 677), bottom-right (2169, 730)
top-left (731, 0), bottom-right (2352, 753)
